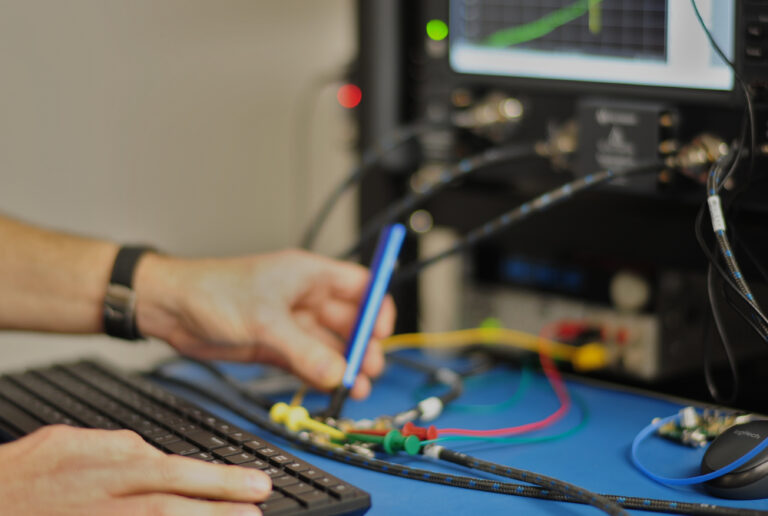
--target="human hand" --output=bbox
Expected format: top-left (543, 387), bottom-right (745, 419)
top-left (0, 425), bottom-right (269, 515)
top-left (134, 250), bottom-right (395, 399)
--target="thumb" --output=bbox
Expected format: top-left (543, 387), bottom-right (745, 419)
top-left (266, 314), bottom-right (347, 391)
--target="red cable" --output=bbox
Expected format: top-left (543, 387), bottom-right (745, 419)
top-left (436, 327), bottom-right (572, 437)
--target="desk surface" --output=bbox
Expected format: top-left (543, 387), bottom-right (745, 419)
top-left (157, 355), bottom-right (768, 515)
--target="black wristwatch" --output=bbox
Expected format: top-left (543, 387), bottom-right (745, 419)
top-left (103, 246), bottom-right (155, 340)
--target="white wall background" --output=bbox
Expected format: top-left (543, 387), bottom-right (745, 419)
top-left (0, 0), bottom-right (358, 371)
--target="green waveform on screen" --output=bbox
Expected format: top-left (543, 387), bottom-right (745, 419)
top-left (484, 0), bottom-right (604, 48)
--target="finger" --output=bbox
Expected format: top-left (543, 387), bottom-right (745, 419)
top-left (305, 254), bottom-right (373, 304)
top-left (348, 374), bottom-right (372, 400)
top-left (372, 294), bottom-right (396, 339)
top-left (262, 312), bottom-right (346, 391)
top-left (297, 311), bottom-right (382, 396)
top-left (113, 493), bottom-right (262, 516)
top-left (114, 455), bottom-right (270, 502)
top-left (360, 338), bottom-right (385, 379)
top-left (313, 298), bottom-right (358, 339)
top-left (310, 299), bottom-right (387, 378)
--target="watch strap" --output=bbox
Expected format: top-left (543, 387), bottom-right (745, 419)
top-left (103, 245), bottom-right (154, 340)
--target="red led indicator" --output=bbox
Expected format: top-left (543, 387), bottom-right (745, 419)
top-left (337, 84), bottom-right (362, 109)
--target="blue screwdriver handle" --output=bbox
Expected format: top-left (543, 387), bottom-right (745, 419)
top-left (323, 223), bottom-right (406, 419)
top-left (342, 223), bottom-right (407, 388)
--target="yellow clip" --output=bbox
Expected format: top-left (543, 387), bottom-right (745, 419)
top-left (572, 342), bottom-right (609, 371)
top-left (269, 402), bottom-right (346, 441)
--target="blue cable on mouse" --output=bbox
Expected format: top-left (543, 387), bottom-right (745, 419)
top-left (632, 411), bottom-right (768, 499)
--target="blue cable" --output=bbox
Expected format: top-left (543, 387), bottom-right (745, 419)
top-left (631, 412), bottom-right (768, 486)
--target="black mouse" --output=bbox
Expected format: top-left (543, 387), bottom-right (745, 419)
top-left (700, 420), bottom-right (768, 499)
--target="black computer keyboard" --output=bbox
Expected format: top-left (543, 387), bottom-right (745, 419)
top-left (0, 360), bottom-right (371, 516)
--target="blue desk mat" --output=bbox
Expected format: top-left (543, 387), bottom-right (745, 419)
top-left (153, 354), bottom-right (768, 515)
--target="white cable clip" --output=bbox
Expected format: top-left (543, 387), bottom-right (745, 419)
top-left (418, 396), bottom-right (444, 422)
top-left (435, 368), bottom-right (460, 385)
top-left (707, 195), bottom-right (726, 233)
top-left (422, 444), bottom-right (444, 459)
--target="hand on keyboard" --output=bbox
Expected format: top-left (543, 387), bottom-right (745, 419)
top-left (133, 249), bottom-right (393, 399)
top-left (0, 425), bottom-right (270, 516)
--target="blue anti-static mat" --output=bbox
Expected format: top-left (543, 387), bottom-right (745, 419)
top-left (153, 354), bottom-right (768, 515)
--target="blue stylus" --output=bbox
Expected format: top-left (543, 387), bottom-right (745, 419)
top-left (324, 223), bottom-right (407, 418)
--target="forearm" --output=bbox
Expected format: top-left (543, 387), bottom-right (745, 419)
top-left (0, 215), bottom-right (119, 333)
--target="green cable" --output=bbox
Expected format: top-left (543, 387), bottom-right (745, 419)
top-left (484, 0), bottom-right (603, 48)
top-left (413, 366), bottom-right (532, 414)
top-left (419, 392), bottom-right (590, 447)
top-left (452, 367), bottom-right (532, 413)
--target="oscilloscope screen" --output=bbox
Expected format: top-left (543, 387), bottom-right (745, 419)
top-left (449, 0), bottom-right (735, 91)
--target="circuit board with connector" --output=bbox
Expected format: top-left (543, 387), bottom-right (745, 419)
top-left (656, 406), bottom-right (755, 447)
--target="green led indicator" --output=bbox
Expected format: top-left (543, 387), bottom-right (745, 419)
top-left (426, 19), bottom-right (448, 41)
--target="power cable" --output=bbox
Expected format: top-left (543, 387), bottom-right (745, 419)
top-left (703, 263), bottom-right (740, 404)
top-left (301, 121), bottom-right (443, 250)
top-left (341, 141), bottom-right (539, 258)
top-left (431, 446), bottom-right (626, 516)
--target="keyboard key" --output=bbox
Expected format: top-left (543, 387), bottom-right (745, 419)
top-left (258, 497), bottom-right (300, 515)
top-left (214, 421), bottom-right (234, 434)
top-left (263, 467), bottom-right (283, 478)
top-left (153, 434), bottom-right (180, 446)
top-left (266, 489), bottom-right (284, 499)
top-left (212, 445), bottom-right (242, 458)
top-left (299, 468), bottom-right (324, 482)
top-left (184, 430), bottom-right (228, 449)
top-left (269, 454), bottom-right (292, 466)
top-left (164, 440), bottom-right (200, 456)
top-left (314, 476), bottom-right (336, 488)
top-left (284, 461), bottom-right (309, 474)
top-left (0, 398), bottom-right (44, 435)
top-left (271, 475), bottom-right (300, 488)
top-left (243, 439), bottom-right (268, 452)
top-left (255, 446), bottom-right (280, 458)
top-left (226, 452), bottom-right (256, 465)
top-left (282, 482), bottom-right (315, 496)
top-left (240, 459), bottom-right (269, 470)
top-left (296, 489), bottom-right (333, 507)
top-left (228, 431), bottom-right (261, 444)
top-left (329, 483), bottom-right (359, 499)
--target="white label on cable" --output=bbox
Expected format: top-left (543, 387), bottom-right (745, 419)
top-left (708, 195), bottom-right (727, 232)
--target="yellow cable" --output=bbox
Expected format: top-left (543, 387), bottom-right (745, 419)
top-left (381, 327), bottom-right (609, 371)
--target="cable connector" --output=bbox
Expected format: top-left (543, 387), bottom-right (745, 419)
top-left (421, 444), bottom-right (444, 459)
top-left (402, 422), bottom-right (439, 441)
top-left (393, 409), bottom-right (420, 427)
top-left (345, 430), bottom-right (421, 456)
top-left (452, 91), bottom-right (524, 130)
top-left (417, 396), bottom-right (444, 422)
top-left (535, 119), bottom-right (578, 170)
top-left (666, 134), bottom-right (729, 181)
top-left (269, 402), bottom-right (346, 441)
